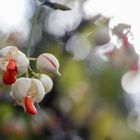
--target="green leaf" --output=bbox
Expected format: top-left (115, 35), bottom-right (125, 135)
top-left (43, 1), bottom-right (71, 11)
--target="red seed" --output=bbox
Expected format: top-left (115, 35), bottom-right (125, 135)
top-left (3, 70), bottom-right (16, 85)
top-left (24, 96), bottom-right (37, 115)
top-left (7, 58), bottom-right (17, 71)
top-left (3, 58), bottom-right (17, 85)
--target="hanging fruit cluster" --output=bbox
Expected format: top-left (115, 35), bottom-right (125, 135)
top-left (0, 46), bottom-right (61, 115)
top-left (0, 1), bottom-right (72, 115)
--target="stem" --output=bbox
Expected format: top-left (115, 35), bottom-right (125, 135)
top-left (25, 71), bottom-right (29, 78)
top-left (28, 57), bottom-right (37, 61)
top-left (85, 29), bottom-right (96, 37)
top-left (26, 6), bottom-right (41, 57)
top-left (28, 66), bottom-right (40, 78)
top-left (26, 5), bottom-right (42, 77)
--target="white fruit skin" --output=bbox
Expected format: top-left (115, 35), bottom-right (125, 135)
top-left (31, 78), bottom-right (45, 103)
top-left (11, 78), bottom-right (31, 109)
top-left (0, 58), bottom-right (9, 72)
top-left (121, 71), bottom-right (140, 94)
top-left (36, 53), bottom-right (61, 76)
top-left (11, 78), bottom-right (31, 100)
top-left (39, 74), bottom-right (53, 94)
top-left (11, 78), bottom-right (45, 108)
top-left (14, 51), bottom-right (29, 75)
top-left (0, 46), bottom-right (29, 75)
top-left (0, 46), bottom-right (18, 57)
top-left (95, 27), bottom-right (110, 46)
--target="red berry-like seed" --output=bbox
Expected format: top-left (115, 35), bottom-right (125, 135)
top-left (7, 58), bottom-right (17, 71)
top-left (24, 96), bottom-right (37, 115)
top-left (3, 70), bottom-right (16, 85)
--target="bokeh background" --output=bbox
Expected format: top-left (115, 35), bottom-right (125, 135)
top-left (0, 0), bottom-right (140, 140)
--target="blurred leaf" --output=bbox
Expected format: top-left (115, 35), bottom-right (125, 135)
top-left (43, 1), bottom-right (71, 11)
top-left (0, 103), bottom-right (14, 123)
top-left (90, 105), bottom-right (140, 140)
top-left (59, 60), bottom-right (88, 93)
top-left (98, 68), bottom-right (123, 100)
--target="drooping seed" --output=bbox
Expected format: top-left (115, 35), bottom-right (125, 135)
top-left (3, 70), bottom-right (16, 85)
top-left (24, 96), bottom-right (37, 115)
top-left (7, 58), bottom-right (17, 71)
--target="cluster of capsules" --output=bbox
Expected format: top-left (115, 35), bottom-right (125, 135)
top-left (0, 46), bottom-right (61, 115)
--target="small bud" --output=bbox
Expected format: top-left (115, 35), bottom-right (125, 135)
top-left (36, 53), bottom-right (61, 76)
top-left (39, 74), bottom-right (53, 94)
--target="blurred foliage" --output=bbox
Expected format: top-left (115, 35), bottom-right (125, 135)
top-left (0, 0), bottom-right (139, 140)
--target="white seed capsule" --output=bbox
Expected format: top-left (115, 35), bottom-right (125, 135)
top-left (11, 78), bottom-right (45, 109)
top-left (95, 27), bottom-right (110, 46)
top-left (0, 46), bottom-right (29, 75)
top-left (36, 53), bottom-right (61, 76)
top-left (30, 78), bottom-right (46, 103)
top-left (0, 46), bottom-right (18, 57)
top-left (121, 70), bottom-right (140, 94)
top-left (14, 50), bottom-right (29, 75)
top-left (39, 74), bottom-right (53, 94)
